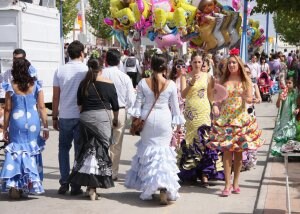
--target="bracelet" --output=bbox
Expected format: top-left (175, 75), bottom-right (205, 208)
top-left (42, 128), bottom-right (49, 131)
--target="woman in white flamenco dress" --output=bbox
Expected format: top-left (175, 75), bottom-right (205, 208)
top-left (125, 54), bottom-right (185, 204)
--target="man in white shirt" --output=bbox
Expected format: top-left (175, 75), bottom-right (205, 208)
top-left (102, 49), bottom-right (135, 181)
top-left (52, 40), bottom-right (88, 195)
top-left (124, 53), bottom-right (142, 88)
top-left (247, 54), bottom-right (260, 83)
top-left (0, 49), bottom-right (37, 103)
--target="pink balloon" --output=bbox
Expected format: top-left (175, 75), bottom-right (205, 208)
top-left (136, 0), bottom-right (144, 13)
top-left (154, 33), bottom-right (183, 50)
top-left (103, 18), bottom-right (114, 26)
top-left (247, 5), bottom-right (252, 16)
top-left (232, 0), bottom-right (241, 11)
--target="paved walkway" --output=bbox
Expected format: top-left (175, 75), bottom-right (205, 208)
top-left (0, 100), bottom-right (296, 214)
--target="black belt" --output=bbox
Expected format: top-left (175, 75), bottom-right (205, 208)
top-left (119, 106), bottom-right (126, 109)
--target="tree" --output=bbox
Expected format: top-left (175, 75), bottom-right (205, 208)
top-left (56, 0), bottom-right (80, 37)
top-left (251, 0), bottom-right (300, 45)
top-left (273, 10), bottom-right (300, 45)
top-left (251, 0), bottom-right (300, 14)
top-left (86, 0), bottom-right (112, 39)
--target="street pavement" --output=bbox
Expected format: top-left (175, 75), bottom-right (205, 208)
top-left (0, 99), bottom-right (292, 214)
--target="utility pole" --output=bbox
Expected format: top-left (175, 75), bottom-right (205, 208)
top-left (265, 12), bottom-right (269, 57)
top-left (60, 0), bottom-right (64, 64)
top-left (240, 0), bottom-right (248, 62)
top-left (80, 0), bottom-right (87, 43)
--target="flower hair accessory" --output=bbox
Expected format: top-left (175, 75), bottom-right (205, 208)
top-left (229, 48), bottom-right (240, 56)
top-left (90, 50), bottom-right (100, 59)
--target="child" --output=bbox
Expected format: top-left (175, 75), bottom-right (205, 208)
top-left (271, 74), bottom-right (298, 156)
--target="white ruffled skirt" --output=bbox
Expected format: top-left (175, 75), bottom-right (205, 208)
top-left (125, 141), bottom-right (180, 200)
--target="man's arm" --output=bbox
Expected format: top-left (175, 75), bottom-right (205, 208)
top-left (52, 86), bottom-right (60, 131)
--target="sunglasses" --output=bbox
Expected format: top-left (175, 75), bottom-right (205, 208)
top-left (176, 64), bottom-right (186, 69)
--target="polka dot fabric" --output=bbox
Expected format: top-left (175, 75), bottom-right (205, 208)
top-left (207, 84), bottom-right (264, 152)
top-left (0, 81), bottom-right (45, 194)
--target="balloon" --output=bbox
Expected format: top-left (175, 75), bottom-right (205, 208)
top-left (127, 30), bottom-right (142, 60)
top-left (212, 13), bottom-right (225, 48)
top-left (166, 12), bottom-right (176, 29)
top-left (136, 0), bottom-right (144, 12)
top-left (191, 0), bottom-right (202, 8)
top-left (247, 4), bottom-right (252, 16)
top-left (220, 12), bottom-right (232, 45)
top-left (174, 7), bottom-right (187, 35)
top-left (113, 30), bottom-right (128, 49)
top-left (110, 0), bottom-right (125, 18)
top-left (232, 0), bottom-right (241, 11)
top-left (179, 3), bottom-right (197, 26)
top-left (103, 18), bottom-right (114, 26)
top-left (148, 31), bottom-right (158, 41)
top-left (151, 0), bottom-right (172, 12)
top-left (154, 33), bottom-right (183, 51)
top-left (130, 0), bottom-right (150, 23)
top-left (198, 15), bottom-right (217, 51)
top-left (198, 0), bottom-right (217, 14)
top-left (115, 8), bottom-right (136, 28)
top-left (228, 11), bottom-right (240, 48)
top-left (153, 8), bottom-right (167, 32)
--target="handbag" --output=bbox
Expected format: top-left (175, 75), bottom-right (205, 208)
top-left (130, 80), bottom-right (168, 136)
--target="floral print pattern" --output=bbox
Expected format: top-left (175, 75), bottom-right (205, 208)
top-left (207, 84), bottom-right (264, 152)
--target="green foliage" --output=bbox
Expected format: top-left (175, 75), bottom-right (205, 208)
top-left (251, 0), bottom-right (300, 45)
top-left (273, 10), bottom-right (300, 45)
top-left (56, 0), bottom-right (80, 37)
top-left (86, 0), bottom-right (112, 39)
top-left (252, 0), bottom-right (300, 14)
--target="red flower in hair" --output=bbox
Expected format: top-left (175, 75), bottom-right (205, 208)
top-left (229, 48), bottom-right (240, 56)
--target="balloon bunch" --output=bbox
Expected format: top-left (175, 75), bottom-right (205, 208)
top-left (103, 0), bottom-right (243, 52)
top-left (247, 19), bottom-right (266, 53)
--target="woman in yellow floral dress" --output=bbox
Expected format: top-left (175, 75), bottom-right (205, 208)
top-left (177, 51), bottom-right (224, 185)
top-left (207, 50), bottom-right (264, 196)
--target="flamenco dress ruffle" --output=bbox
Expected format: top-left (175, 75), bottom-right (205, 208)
top-left (177, 125), bottom-right (224, 181)
top-left (1, 136), bottom-right (45, 194)
top-left (208, 113), bottom-right (264, 151)
top-left (125, 140), bottom-right (180, 200)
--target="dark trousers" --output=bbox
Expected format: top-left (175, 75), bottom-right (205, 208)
top-left (127, 72), bottom-right (138, 88)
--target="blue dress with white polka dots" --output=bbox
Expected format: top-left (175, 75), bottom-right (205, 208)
top-left (0, 81), bottom-right (45, 194)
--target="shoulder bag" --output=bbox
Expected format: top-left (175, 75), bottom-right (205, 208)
top-left (130, 80), bottom-right (168, 136)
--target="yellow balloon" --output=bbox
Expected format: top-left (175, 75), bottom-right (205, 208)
top-left (129, 0), bottom-right (150, 22)
top-left (153, 8), bottom-right (167, 31)
top-left (174, 7), bottom-right (187, 33)
top-left (115, 8), bottom-right (136, 32)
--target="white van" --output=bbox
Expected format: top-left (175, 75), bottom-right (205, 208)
top-left (0, 0), bottom-right (61, 104)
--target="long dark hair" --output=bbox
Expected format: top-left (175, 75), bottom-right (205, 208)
top-left (169, 59), bottom-right (185, 81)
top-left (150, 54), bottom-right (167, 98)
top-left (80, 57), bottom-right (103, 97)
top-left (11, 58), bottom-right (35, 92)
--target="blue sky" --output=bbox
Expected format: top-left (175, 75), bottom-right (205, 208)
top-left (218, 0), bottom-right (276, 37)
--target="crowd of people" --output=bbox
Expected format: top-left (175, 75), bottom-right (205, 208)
top-left (0, 40), bottom-right (299, 205)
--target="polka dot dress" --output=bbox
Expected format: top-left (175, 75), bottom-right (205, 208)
top-left (0, 81), bottom-right (45, 194)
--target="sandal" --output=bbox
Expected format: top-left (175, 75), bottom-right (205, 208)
top-left (232, 186), bottom-right (241, 194)
top-left (221, 186), bottom-right (232, 197)
top-left (200, 182), bottom-right (209, 188)
top-left (159, 188), bottom-right (168, 205)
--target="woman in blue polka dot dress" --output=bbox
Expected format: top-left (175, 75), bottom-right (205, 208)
top-left (0, 58), bottom-right (49, 199)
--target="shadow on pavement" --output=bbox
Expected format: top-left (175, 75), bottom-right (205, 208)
top-left (253, 208), bottom-right (286, 214)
